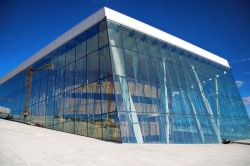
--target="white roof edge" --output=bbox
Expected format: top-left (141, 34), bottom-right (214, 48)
top-left (0, 7), bottom-right (229, 85)
top-left (104, 7), bottom-right (230, 68)
top-left (0, 7), bottom-right (106, 84)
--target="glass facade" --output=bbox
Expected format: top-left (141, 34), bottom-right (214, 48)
top-left (0, 19), bottom-right (249, 143)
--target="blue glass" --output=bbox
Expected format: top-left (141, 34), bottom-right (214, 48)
top-left (0, 19), bottom-right (249, 144)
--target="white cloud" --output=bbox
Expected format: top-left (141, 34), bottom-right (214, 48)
top-left (243, 96), bottom-right (250, 105)
top-left (235, 80), bottom-right (244, 88)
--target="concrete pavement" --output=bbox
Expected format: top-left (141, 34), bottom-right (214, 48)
top-left (0, 119), bottom-right (249, 166)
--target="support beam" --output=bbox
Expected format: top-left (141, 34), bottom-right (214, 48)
top-left (191, 66), bottom-right (221, 143)
top-left (214, 76), bottom-right (220, 134)
top-left (186, 91), bottom-right (205, 143)
top-left (159, 58), bottom-right (171, 143)
top-left (119, 77), bottom-right (144, 143)
top-left (111, 47), bottom-right (143, 143)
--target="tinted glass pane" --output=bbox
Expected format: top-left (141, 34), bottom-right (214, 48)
top-left (122, 28), bottom-right (137, 52)
top-left (107, 21), bottom-right (122, 47)
top-left (57, 49), bottom-right (65, 69)
top-left (88, 115), bottom-right (102, 139)
top-left (124, 49), bottom-right (140, 79)
top-left (102, 112), bottom-right (121, 142)
top-left (54, 94), bottom-right (64, 131)
top-left (138, 54), bottom-right (150, 82)
top-left (75, 57), bottom-right (87, 88)
top-left (49, 51), bottom-right (58, 73)
top-left (47, 72), bottom-right (56, 99)
top-left (64, 62), bottom-right (75, 92)
top-left (110, 46), bottom-right (125, 76)
top-left (135, 33), bottom-right (149, 55)
top-left (45, 97), bottom-right (54, 129)
top-left (99, 20), bottom-right (108, 48)
top-left (87, 25), bottom-right (98, 54)
top-left (87, 51), bottom-right (99, 83)
top-left (55, 67), bottom-right (65, 95)
top-left (65, 40), bottom-right (75, 65)
top-left (149, 39), bottom-right (161, 58)
top-left (100, 77), bottom-right (116, 114)
top-left (100, 46), bottom-right (112, 78)
top-left (63, 89), bottom-right (75, 134)
top-left (76, 32), bottom-right (87, 59)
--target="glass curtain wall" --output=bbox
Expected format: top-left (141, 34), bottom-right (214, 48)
top-left (0, 19), bottom-right (120, 142)
top-left (107, 20), bottom-right (250, 143)
top-left (0, 19), bottom-right (249, 144)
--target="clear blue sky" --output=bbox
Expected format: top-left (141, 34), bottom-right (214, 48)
top-left (0, 0), bottom-right (250, 116)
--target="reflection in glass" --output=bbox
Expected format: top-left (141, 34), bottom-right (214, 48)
top-left (0, 19), bottom-right (249, 144)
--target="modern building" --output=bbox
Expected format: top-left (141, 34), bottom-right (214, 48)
top-left (0, 7), bottom-right (249, 143)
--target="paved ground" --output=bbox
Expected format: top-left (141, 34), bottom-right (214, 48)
top-left (0, 119), bottom-right (250, 166)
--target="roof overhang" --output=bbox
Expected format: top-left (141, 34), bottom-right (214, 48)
top-left (0, 7), bottom-right (230, 85)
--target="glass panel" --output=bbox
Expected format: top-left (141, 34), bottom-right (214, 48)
top-left (102, 112), bottom-right (121, 142)
top-left (76, 32), bottom-right (86, 59)
top-left (135, 32), bottom-right (149, 55)
top-left (64, 62), bottom-right (75, 92)
top-left (50, 51), bottom-right (58, 72)
top-left (41, 77), bottom-right (48, 102)
top-left (107, 21), bottom-right (122, 47)
top-left (110, 46), bottom-right (125, 76)
top-left (122, 28), bottom-right (137, 52)
top-left (54, 94), bottom-right (64, 131)
top-left (100, 77), bottom-right (116, 114)
top-left (100, 46), bottom-right (112, 79)
top-left (87, 82), bottom-right (101, 116)
top-left (87, 51), bottom-right (99, 83)
top-left (124, 49), bottom-right (140, 80)
top-left (55, 67), bottom-right (65, 96)
top-left (65, 40), bottom-right (76, 65)
top-left (63, 90), bottom-right (75, 134)
top-left (75, 57), bottom-right (87, 88)
top-left (87, 25), bottom-right (98, 54)
top-left (88, 115), bottom-right (102, 139)
top-left (75, 86), bottom-right (87, 136)
top-left (138, 54), bottom-right (150, 82)
top-left (47, 72), bottom-right (56, 99)
top-left (99, 20), bottom-right (108, 48)
top-left (37, 100), bottom-right (46, 127)
top-left (45, 97), bottom-right (54, 129)
top-left (57, 48), bottom-right (65, 69)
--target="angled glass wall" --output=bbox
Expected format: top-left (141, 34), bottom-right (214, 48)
top-left (0, 19), bottom-right (121, 142)
top-left (107, 20), bottom-right (250, 143)
top-left (0, 18), bottom-right (249, 144)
